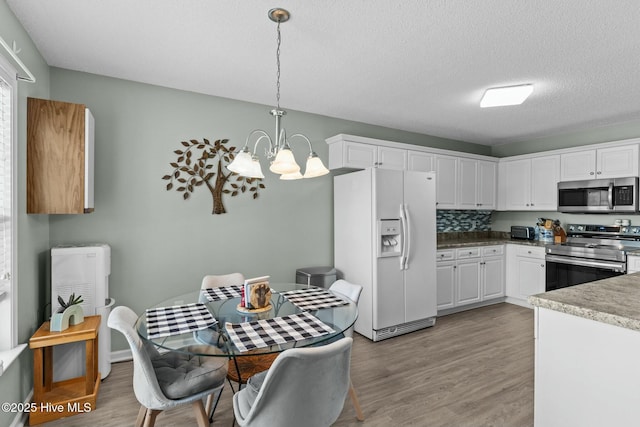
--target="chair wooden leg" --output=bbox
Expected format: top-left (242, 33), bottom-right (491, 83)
top-left (192, 400), bottom-right (210, 427)
top-left (205, 393), bottom-right (214, 416)
top-left (143, 409), bottom-right (161, 427)
top-left (348, 379), bottom-right (365, 421)
top-left (135, 405), bottom-right (147, 427)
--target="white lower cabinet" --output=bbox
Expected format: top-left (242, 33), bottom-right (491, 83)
top-left (436, 260), bottom-right (455, 310)
top-left (457, 258), bottom-right (481, 305)
top-left (436, 245), bottom-right (505, 312)
top-left (482, 254), bottom-right (505, 299)
top-left (627, 255), bottom-right (640, 274)
top-left (505, 245), bottom-right (546, 306)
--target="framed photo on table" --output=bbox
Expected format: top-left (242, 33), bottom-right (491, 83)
top-left (244, 276), bottom-right (271, 309)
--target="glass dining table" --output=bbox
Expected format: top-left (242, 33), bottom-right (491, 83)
top-left (136, 282), bottom-right (358, 361)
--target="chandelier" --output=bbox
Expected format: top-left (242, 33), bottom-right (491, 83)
top-left (227, 8), bottom-right (330, 180)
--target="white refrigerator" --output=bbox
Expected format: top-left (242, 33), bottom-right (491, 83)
top-left (334, 168), bottom-right (437, 341)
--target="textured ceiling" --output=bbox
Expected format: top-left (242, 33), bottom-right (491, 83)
top-left (7, 0), bottom-right (640, 146)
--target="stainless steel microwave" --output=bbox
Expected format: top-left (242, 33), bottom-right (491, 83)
top-left (558, 177), bottom-right (639, 213)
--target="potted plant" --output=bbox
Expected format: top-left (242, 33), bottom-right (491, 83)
top-left (50, 293), bottom-right (85, 332)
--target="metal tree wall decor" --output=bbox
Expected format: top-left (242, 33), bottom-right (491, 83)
top-left (162, 138), bottom-right (265, 214)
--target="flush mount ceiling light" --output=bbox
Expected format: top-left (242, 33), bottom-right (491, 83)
top-left (480, 84), bottom-right (534, 108)
top-left (227, 8), bottom-right (329, 180)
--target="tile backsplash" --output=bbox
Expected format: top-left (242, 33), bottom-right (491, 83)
top-left (437, 210), bottom-right (492, 232)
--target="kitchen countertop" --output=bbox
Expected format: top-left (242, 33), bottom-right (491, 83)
top-left (437, 231), bottom-right (549, 249)
top-left (529, 273), bottom-right (640, 332)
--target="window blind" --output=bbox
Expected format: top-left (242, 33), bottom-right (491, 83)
top-left (0, 76), bottom-right (11, 288)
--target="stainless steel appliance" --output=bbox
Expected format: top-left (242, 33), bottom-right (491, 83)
top-left (557, 177), bottom-right (638, 213)
top-left (545, 224), bottom-right (640, 291)
top-left (511, 225), bottom-right (535, 240)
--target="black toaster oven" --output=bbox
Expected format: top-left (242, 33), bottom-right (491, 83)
top-left (510, 226), bottom-right (535, 240)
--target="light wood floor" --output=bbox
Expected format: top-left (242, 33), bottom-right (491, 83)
top-left (41, 303), bottom-right (534, 427)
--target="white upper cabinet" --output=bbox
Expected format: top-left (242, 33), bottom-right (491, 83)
top-left (560, 144), bottom-right (639, 181)
top-left (499, 155), bottom-right (559, 211)
top-left (328, 140), bottom-right (377, 170)
top-left (407, 151), bottom-right (434, 172)
top-left (458, 159), bottom-right (497, 210)
top-left (435, 155), bottom-right (458, 209)
top-left (530, 156), bottom-right (561, 210)
top-left (377, 146), bottom-right (407, 170)
top-left (458, 158), bottom-right (477, 209)
top-left (325, 134), bottom-right (496, 211)
top-left (327, 139), bottom-right (408, 170)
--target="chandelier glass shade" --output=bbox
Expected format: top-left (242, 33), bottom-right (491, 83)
top-left (226, 8), bottom-right (329, 181)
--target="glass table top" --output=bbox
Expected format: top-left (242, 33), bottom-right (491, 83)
top-left (136, 283), bottom-right (358, 357)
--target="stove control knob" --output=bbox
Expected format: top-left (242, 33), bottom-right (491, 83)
top-left (632, 227), bottom-right (640, 234)
top-left (622, 227), bottom-right (629, 233)
top-left (568, 225), bottom-right (575, 231)
top-left (577, 225), bottom-right (585, 231)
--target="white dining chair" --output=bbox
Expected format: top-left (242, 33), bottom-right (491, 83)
top-left (232, 337), bottom-right (353, 427)
top-left (201, 272), bottom-right (245, 289)
top-left (108, 306), bottom-right (227, 427)
top-left (329, 279), bottom-right (365, 421)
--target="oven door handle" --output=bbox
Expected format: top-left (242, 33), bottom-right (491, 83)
top-left (545, 255), bottom-right (626, 272)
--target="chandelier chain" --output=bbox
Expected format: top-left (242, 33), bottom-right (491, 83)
top-left (276, 19), bottom-right (281, 109)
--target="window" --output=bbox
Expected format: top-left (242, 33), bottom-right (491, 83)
top-left (0, 53), bottom-right (17, 363)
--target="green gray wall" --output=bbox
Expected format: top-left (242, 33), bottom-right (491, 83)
top-left (48, 68), bottom-right (489, 354)
top-left (491, 123), bottom-right (640, 157)
top-left (0, 2), bottom-right (51, 426)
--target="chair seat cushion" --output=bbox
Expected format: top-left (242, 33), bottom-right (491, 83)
top-left (152, 345), bottom-right (227, 400)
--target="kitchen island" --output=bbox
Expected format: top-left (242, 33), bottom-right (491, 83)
top-left (529, 274), bottom-right (640, 427)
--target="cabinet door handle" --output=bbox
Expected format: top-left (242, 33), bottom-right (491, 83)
top-left (541, 264), bottom-right (545, 268)
top-left (526, 203), bottom-right (530, 206)
top-left (590, 171), bottom-right (595, 175)
top-left (531, 203), bottom-right (535, 206)
top-left (597, 171), bottom-right (602, 175)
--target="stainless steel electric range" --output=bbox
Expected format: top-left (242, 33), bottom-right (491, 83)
top-left (545, 224), bottom-right (640, 291)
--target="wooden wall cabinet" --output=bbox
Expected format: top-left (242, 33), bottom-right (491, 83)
top-left (27, 97), bottom-right (94, 214)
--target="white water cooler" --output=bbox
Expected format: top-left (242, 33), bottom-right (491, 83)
top-left (51, 244), bottom-right (113, 380)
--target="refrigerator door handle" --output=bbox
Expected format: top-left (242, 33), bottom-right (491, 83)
top-left (399, 204), bottom-right (407, 270)
top-left (404, 204), bottom-right (411, 270)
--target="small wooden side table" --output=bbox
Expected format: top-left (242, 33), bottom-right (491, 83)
top-left (28, 315), bottom-right (101, 425)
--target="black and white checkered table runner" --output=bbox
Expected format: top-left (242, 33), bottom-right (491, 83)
top-left (225, 311), bottom-right (335, 352)
top-left (202, 285), bottom-right (243, 302)
top-left (281, 288), bottom-right (349, 311)
top-left (146, 303), bottom-right (217, 339)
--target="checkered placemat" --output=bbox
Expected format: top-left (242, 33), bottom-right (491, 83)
top-left (281, 288), bottom-right (349, 311)
top-left (146, 303), bottom-right (217, 339)
top-left (225, 311), bottom-right (335, 352)
top-left (202, 285), bottom-right (243, 302)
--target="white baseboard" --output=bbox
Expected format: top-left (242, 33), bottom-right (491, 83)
top-left (504, 296), bottom-right (533, 309)
top-left (9, 390), bottom-right (32, 427)
top-left (110, 349), bottom-right (132, 363)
